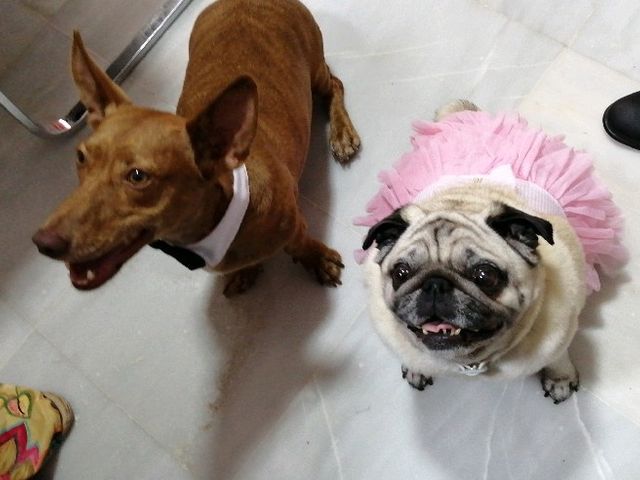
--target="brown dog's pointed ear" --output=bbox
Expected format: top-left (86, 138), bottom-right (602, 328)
top-left (186, 76), bottom-right (258, 177)
top-left (71, 31), bottom-right (131, 129)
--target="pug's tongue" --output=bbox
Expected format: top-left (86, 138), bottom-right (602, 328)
top-left (422, 322), bottom-right (457, 334)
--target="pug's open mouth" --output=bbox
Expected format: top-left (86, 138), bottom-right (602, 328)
top-left (66, 230), bottom-right (153, 290)
top-left (405, 318), bottom-right (502, 349)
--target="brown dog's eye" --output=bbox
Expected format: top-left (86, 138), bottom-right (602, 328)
top-left (391, 263), bottom-right (412, 290)
top-left (127, 168), bottom-right (150, 185)
top-left (471, 263), bottom-right (506, 296)
top-left (76, 149), bottom-right (86, 164)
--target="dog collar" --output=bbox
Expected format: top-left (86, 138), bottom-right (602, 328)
top-left (457, 361), bottom-right (488, 376)
top-left (150, 164), bottom-right (250, 270)
top-left (414, 164), bottom-right (565, 217)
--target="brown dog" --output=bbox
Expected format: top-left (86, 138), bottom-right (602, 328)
top-left (32, 0), bottom-right (360, 295)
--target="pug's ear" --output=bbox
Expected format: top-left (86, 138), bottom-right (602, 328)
top-left (363, 209), bottom-right (409, 262)
top-left (487, 205), bottom-right (554, 264)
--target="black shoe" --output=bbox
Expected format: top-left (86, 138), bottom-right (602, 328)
top-left (603, 90), bottom-right (640, 150)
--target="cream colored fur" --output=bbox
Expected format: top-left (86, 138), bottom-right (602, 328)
top-left (364, 100), bottom-right (587, 401)
top-left (365, 185), bottom-right (586, 379)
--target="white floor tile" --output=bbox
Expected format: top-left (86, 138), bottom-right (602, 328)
top-left (481, 0), bottom-right (595, 46)
top-left (0, 301), bottom-right (32, 368)
top-left (0, 332), bottom-right (194, 479)
top-left (20, 0), bottom-right (70, 18)
top-left (572, 0), bottom-right (640, 82)
top-left (0, 113), bottom-right (81, 324)
top-left (0, 0), bottom-right (47, 75)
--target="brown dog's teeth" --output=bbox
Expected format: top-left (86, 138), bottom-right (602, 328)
top-left (87, 269), bottom-right (95, 281)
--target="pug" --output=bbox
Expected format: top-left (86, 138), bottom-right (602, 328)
top-left (362, 102), bottom-right (588, 404)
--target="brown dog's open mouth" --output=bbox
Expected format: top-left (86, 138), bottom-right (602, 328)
top-left (406, 319), bottom-right (501, 349)
top-left (67, 230), bottom-right (153, 290)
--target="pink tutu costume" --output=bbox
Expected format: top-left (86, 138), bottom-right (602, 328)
top-left (354, 110), bottom-right (627, 293)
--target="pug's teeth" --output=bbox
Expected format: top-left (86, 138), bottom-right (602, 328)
top-left (421, 325), bottom-right (430, 335)
top-left (453, 328), bottom-right (462, 336)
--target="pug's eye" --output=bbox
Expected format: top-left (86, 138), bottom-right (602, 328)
top-left (127, 168), bottom-right (150, 186)
top-left (471, 263), bottom-right (506, 295)
top-left (391, 262), bottom-right (412, 289)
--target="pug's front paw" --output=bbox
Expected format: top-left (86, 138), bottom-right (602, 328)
top-left (401, 366), bottom-right (433, 391)
top-left (539, 352), bottom-right (579, 404)
top-left (540, 369), bottom-right (579, 404)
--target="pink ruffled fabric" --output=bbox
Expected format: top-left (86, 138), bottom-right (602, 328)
top-left (354, 111), bottom-right (627, 293)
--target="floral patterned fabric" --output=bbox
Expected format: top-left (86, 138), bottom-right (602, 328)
top-left (0, 384), bottom-right (63, 480)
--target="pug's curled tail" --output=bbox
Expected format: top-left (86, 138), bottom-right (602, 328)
top-left (435, 99), bottom-right (480, 121)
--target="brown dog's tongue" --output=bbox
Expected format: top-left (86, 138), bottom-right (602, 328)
top-left (69, 260), bottom-right (119, 290)
top-left (67, 231), bottom-right (152, 290)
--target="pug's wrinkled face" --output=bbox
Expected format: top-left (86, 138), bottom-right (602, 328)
top-left (363, 202), bottom-right (554, 358)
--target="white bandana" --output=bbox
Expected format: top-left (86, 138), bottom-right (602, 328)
top-left (186, 164), bottom-right (250, 269)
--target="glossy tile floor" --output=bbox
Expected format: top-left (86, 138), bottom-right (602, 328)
top-left (1, 0), bottom-right (640, 478)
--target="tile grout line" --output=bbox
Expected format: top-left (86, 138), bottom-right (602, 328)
top-left (299, 193), bottom-right (362, 235)
top-left (581, 385), bottom-right (640, 431)
top-left (472, 0), bottom-right (640, 87)
top-left (313, 375), bottom-right (345, 480)
top-left (513, 46), bottom-right (570, 111)
top-left (0, 301), bottom-right (35, 372)
top-left (0, 3), bottom-right (51, 78)
top-left (27, 327), bottom-right (199, 479)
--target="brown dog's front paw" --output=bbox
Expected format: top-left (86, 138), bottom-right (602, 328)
top-left (330, 121), bottom-right (361, 164)
top-left (315, 248), bottom-right (344, 286)
top-left (294, 246), bottom-right (344, 287)
top-left (223, 264), bottom-right (264, 297)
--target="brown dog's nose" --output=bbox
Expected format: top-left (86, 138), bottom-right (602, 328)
top-left (32, 229), bottom-right (70, 259)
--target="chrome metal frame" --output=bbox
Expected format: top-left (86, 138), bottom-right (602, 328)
top-left (0, 0), bottom-right (193, 138)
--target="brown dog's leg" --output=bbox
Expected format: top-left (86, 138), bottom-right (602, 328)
top-left (223, 264), bottom-right (264, 297)
top-left (285, 214), bottom-right (344, 287)
top-left (314, 64), bottom-right (361, 164)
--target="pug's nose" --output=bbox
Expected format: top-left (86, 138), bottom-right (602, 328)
top-left (32, 228), bottom-right (70, 259)
top-left (423, 276), bottom-right (453, 295)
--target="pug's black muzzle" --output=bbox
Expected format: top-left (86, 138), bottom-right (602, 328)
top-left (395, 275), bottom-right (505, 350)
